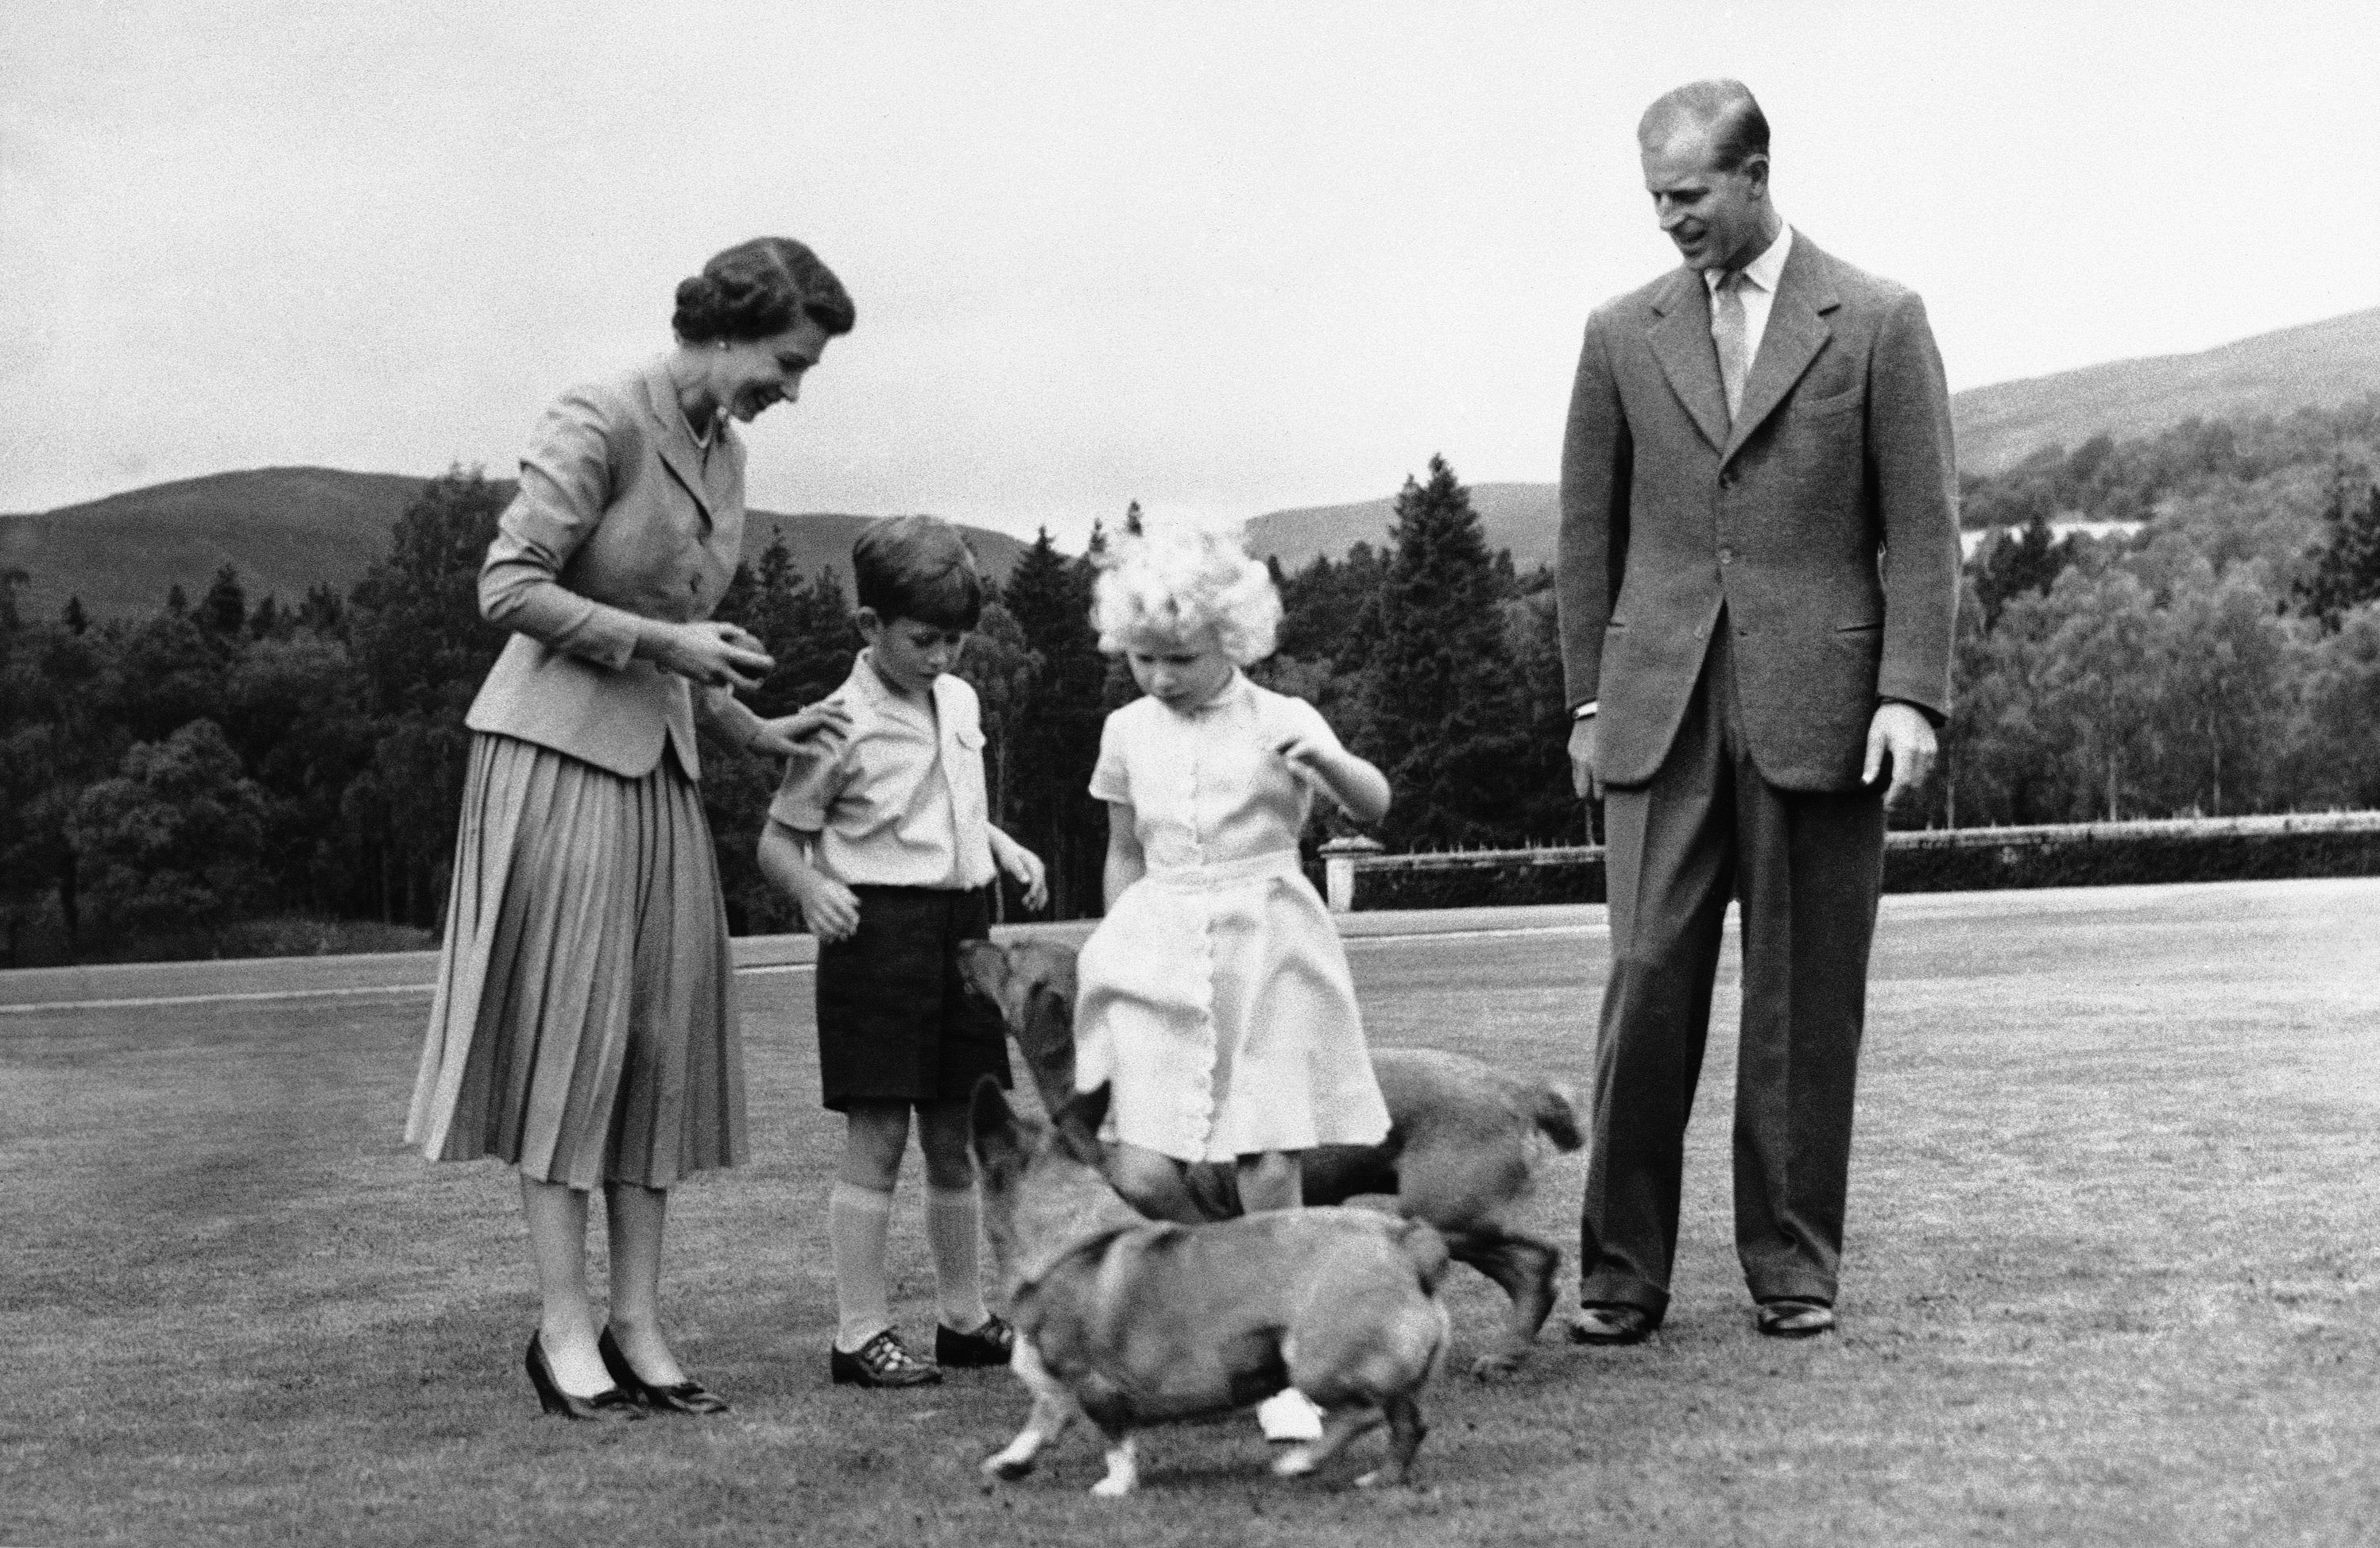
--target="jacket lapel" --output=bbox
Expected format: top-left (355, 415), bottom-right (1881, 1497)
top-left (1646, 269), bottom-right (1731, 455)
top-left (640, 361), bottom-right (718, 528)
top-left (1722, 235), bottom-right (1840, 462)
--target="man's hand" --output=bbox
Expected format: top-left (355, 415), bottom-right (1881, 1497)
top-left (1568, 716), bottom-right (1600, 801)
top-left (1862, 702), bottom-right (1937, 809)
top-left (747, 700), bottom-right (849, 760)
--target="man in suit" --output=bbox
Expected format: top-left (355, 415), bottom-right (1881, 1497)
top-left (1555, 80), bottom-right (1960, 1343)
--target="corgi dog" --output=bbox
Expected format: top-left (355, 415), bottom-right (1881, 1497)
top-left (968, 1078), bottom-right (1451, 1495)
top-left (959, 937), bottom-right (1581, 1377)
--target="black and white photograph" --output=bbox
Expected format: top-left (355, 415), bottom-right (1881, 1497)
top-left (3, 2), bottom-right (2377, 1542)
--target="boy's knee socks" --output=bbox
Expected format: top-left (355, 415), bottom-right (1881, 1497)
top-left (829, 1182), bottom-right (896, 1352)
top-left (925, 1184), bottom-right (989, 1333)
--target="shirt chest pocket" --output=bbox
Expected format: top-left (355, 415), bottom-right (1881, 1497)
top-left (946, 726), bottom-right (989, 808)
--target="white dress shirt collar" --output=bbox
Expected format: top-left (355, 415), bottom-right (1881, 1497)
top-left (1705, 222), bottom-right (1793, 363)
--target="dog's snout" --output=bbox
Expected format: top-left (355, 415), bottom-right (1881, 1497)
top-left (957, 939), bottom-right (1008, 998)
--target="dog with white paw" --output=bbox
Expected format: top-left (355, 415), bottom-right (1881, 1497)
top-left (967, 1078), bottom-right (1452, 1496)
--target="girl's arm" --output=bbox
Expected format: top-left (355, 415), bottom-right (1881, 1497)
top-left (1101, 803), bottom-right (1146, 910)
top-left (1278, 737), bottom-right (1392, 826)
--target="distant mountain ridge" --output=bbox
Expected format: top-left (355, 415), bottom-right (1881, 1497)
top-left (0, 468), bottom-right (1028, 624)
top-left (1246, 483), bottom-right (1559, 576)
top-left (6, 306), bottom-right (2373, 617)
top-left (1243, 305), bottom-right (2380, 572)
top-left (1952, 305), bottom-right (2380, 478)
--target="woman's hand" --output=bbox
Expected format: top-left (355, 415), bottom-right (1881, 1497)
top-left (638, 619), bottom-right (775, 691)
top-left (748, 700), bottom-right (850, 759)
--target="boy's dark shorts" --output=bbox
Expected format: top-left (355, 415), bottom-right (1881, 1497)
top-left (815, 885), bottom-right (1012, 1112)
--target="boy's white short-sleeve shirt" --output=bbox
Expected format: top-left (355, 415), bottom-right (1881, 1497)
top-left (769, 651), bottom-right (995, 890)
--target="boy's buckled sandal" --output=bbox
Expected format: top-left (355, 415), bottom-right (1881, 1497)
top-left (934, 1312), bottom-right (1016, 1368)
top-left (830, 1329), bottom-right (942, 1387)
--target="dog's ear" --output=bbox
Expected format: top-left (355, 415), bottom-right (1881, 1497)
top-left (1014, 984), bottom-right (1078, 1122)
top-left (969, 1076), bottom-right (1029, 1173)
top-left (956, 940), bottom-right (1008, 1003)
top-left (1053, 1084), bottom-right (1111, 1166)
top-left (1020, 984), bottom-right (1063, 1043)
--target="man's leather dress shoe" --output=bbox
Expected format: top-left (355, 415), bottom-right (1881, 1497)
top-left (1755, 1298), bottom-right (1836, 1338)
top-left (1565, 1304), bottom-right (1654, 1345)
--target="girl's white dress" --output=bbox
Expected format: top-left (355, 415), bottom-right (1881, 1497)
top-left (1075, 673), bottom-right (1391, 1163)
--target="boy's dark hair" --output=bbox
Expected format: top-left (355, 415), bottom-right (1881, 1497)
top-left (853, 516), bottom-right (985, 630)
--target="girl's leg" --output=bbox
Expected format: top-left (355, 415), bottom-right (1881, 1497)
top-left (917, 1097), bottom-right (990, 1334)
top-left (832, 1102), bottom-right (911, 1352)
top-left (1109, 1141), bottom-right (1208, 1224)
top-left (520, 1175), bottom-right (609, 1395)
top-left (1236, 1150), bottom-right (1305, 1214)
top-left (1236, 1150), bottom-right (1322, 1439)
top-left (604, 1182), bottom-right (687, 1386)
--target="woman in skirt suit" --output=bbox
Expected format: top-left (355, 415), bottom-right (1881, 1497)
top-left (406, 238), bottom-right (854, 1419)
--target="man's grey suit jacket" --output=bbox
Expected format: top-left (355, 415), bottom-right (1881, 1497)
top-left (1555, 232), bottom-right (1961, 792)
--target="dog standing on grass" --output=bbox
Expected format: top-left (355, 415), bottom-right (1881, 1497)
top-left (960, 938), bottom-right (1583, 1377)
top-left (967, 1078), bottom-right (1453, 1496)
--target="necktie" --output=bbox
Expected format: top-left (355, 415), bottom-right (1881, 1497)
top-left (1712, 271), bottom-right (1750, 423)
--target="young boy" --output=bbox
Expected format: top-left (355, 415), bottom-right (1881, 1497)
top-left (758, 515), bottom-right (1048, 1387)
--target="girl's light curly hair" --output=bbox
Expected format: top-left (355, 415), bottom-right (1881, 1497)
top-left (1090, 512), bottom-right (1283, 666)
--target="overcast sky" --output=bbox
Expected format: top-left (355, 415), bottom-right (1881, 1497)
top-left (5, 1), bottom-right (2376, 547)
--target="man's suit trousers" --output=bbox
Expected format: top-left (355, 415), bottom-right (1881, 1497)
top-left (1579, 619), bottom-right (1886, 1322)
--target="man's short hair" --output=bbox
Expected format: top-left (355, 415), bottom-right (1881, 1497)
top-left (851, 515), bottom-right (985, 629)
top-left (1639, 79), bottom-right (1770, 172)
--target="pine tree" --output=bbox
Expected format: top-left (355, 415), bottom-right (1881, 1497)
top-left (1000, 528), bottom-right (1106, 915)
top-left (341, 467), bottom-right (511, 924)
top-left (347, 468), bottom-right (509, 720)
top-left (1973, 513), bottom-right (2076, 630)
top-left (767, 567), bottom-right (858, 714)
top-left (297, 582), bottom-right (346, 638)
top-left (2294, 472), bottom-right (2380, 631)
top-left (199, 565), bottom-right (247, 637)
top-left (1364, 456), bottom-right (1534, 851)
top-left (61, 597), bottom-right (88, 636)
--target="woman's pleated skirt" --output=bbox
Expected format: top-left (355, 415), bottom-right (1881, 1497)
top-left (404, 733), bottom-right (746, 1190)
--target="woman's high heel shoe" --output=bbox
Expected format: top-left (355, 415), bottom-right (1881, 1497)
top-left (598, 1326), bottom-right (731, 1415)
top-left (525, 1334), bottom-right (648, 1422)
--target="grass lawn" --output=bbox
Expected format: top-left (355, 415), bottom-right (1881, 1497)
top-left (2, 879), bottom-right (2375, 1546)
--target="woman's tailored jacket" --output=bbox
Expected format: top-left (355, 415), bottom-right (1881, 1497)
top-left (465, 358), bottom-right (766, 779)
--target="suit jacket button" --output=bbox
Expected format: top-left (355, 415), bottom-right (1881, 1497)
top-left (1718, 547), bottom-right (1736, 565)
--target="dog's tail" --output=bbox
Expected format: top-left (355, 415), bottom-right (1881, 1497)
top-left (1393, 1219), bottom-right (1453, 1295)
top-left (1531, 1082), bottom-right (1585, 1153)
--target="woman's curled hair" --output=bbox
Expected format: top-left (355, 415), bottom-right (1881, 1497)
top-left (672, 237), bottom-right (856, 343)
top-left (1091, 513), bottom-right (1282, 666)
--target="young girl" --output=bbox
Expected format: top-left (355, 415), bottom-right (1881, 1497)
top-left (1074, 516), bottom-right (1393, 1437)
